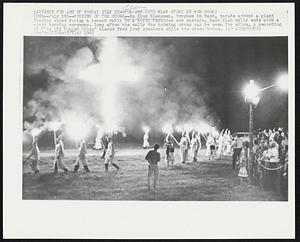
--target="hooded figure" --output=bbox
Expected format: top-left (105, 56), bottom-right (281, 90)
top-left (26, 136), bottom-right (40, 174)
top-left (164, 134), bottom-right (175, 166)
top-left (190, 131), bottom-right (200, 162)
top-left (217, 130), bottom-right (224, 159)
top-left (104, 136), bottom-right (120, 171)
top-left (143, 131), bottom-right (150, 149)
top-left (74, 139), bottom-right (90, 172)
top-left (179, 132), bottom-right (189, 163)
top-left (53, 134), bottom-right (68, 173)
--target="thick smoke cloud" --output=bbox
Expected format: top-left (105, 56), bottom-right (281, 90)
top-left (23, 37), bottom-right (219, 138)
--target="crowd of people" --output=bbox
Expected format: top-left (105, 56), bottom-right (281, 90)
top-left (252, 128), bottom-right (288, 194)
top-left (25, 127), bottom-right (288, 194)
top-left (159, 127), bottom-right (289, 194)
top-left (230, 128), bottom-right (288, 194)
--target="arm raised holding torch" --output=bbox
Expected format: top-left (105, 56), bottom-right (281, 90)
top-left (162, 123), bottom-right (179, 145)
top-left (48, 121), bottom-right (62, 149)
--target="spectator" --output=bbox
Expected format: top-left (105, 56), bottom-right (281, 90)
top-left (145, 144), bottom-right (161, 190)
top-left (252, 139), bottom-right (260, 178)
top-left (257, 145), bottom-right (269, 190)
top-left (238, 150), bottom-right (249, 185)
top-left (264, 142), bottom-right (279, 191)
top-left (231, 136), bottom-right (243, 170)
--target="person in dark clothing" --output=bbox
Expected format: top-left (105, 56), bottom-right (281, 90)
top-left (145, 144), bottom-right (161, 190)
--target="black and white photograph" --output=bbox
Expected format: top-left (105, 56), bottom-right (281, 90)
top-left (22, 36), bottom-right (289, 201)
top-left (3, 2), bottom-right (295, 239)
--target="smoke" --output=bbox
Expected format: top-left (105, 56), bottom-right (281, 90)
top-left (23, 37), bottom-right (219, 138)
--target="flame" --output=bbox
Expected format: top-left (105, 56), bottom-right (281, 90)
top-left (197, 121), bottom-right (211, 133)
top-left (162, 123), bottom-right (173, 134)
top-left (31, 128), bottom-right (42, 137)
top-left (142, 125), bottom-right (150, 133)
top-left (48, 121), bottom-right (62, 131)
top-left (63, 112), bottom-right (90, 140)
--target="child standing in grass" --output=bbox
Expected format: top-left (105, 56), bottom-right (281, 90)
top-left (238, 150), bottom-right (248, 185)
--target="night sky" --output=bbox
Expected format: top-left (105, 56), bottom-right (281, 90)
top-left (24, 36), bottom-right (288, 142)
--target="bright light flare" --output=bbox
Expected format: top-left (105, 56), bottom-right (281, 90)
top-left (244, 80), bottom-right (260, 101)
top-left (77, 37), bottom-right (145, 136)
top-left (211, 126), bottom-right (219, 137)
top-left (23, 132), bottom-right (31, 143)
top-left (48, 121), bottom-right (62, 131)
top-left (94, 124), bottom-right (105, 149)
top-left (175, 124), bottom-right (183, 133)
top-left (78, 37), bottom-right (143, 84)
top-left (142, 125), bottom-right (150, 133)
top-left (162, 123), bottom-right (173, 134)
top-left (197, 122), bottom-right (211, 133)
top-left (96, 124), bottom-right (105, 137)
top-left (31, 128), bottom-right (42, 137)
top-left (105, 122), bottom-right (119, 135)
top-left (183, 123), bottom-right (193, 132)
top-left (66, 122), bottom-right (89, 141)
top-left (63, 113), bottom-right (90, 140)
top-left (277, 74), bottom-right (288, 91)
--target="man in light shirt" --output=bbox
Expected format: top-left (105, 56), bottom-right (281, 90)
top-left (268, 142), bottom-right (279, 163)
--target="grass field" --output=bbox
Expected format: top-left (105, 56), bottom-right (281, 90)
top-left (23, 146), bottom-right (285, 201)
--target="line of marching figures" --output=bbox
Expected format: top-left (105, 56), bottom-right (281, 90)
top-left (25, 133), bottom-right (120, 174)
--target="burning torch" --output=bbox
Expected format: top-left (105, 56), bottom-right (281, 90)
top-left (48, 121), bottom-right (62, 149)
top-left (162, 123), bottom-right (179, 145)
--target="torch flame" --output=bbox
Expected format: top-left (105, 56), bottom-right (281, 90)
top-left (162, 123), bottom-right (173, 134)
top-left (63, 113), bottom-right (90, 140)
top-left (142, 125), bottom-right (150, 133)
top-left (197, 122), bottom-right (211, 133)
top-left (31, 128), bottom-right (42, 137)
top-left (48, 121), bottom-right (62, 131)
